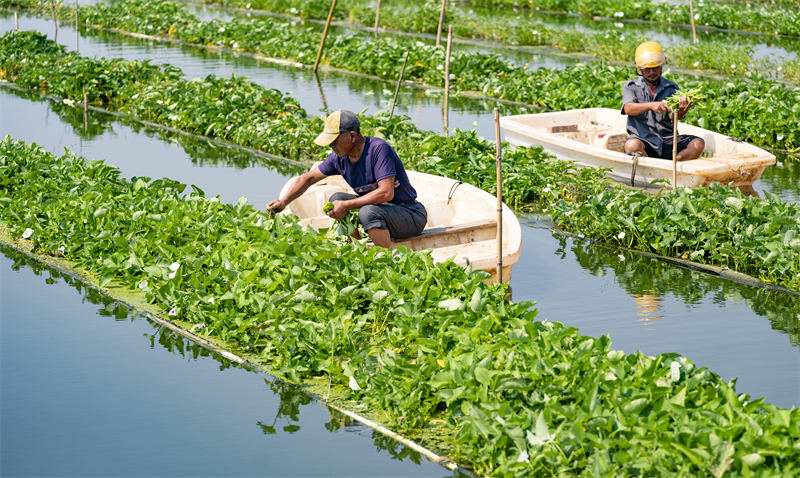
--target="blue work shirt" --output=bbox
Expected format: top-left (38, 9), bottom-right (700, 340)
top-left (621, 76), bottom-right (680, 157)
top-left (318, 137), bottom-right (418, 204)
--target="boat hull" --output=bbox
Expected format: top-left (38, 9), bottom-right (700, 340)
top-left (280, 168), bottom-right (522, 282)
top-left (500, 108), bottom-right (775, 189)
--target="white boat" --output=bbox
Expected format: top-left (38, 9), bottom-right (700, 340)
top-left (499, 108), bottom-right (775, 188)
top-left (279, 166), bottom-right (522, 282)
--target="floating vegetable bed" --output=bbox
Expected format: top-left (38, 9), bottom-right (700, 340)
top-left (2, 31), bottom-right (799, 292)
top-left (2, 137), bottom-right (799, 476)
top-left (3, 0), bottom-right (799, 150)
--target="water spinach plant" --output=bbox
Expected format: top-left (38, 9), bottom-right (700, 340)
top-left (2, 30), bottom-right (800, 292)
top-left (182, 0), bottom-right (800, 82)
top-left (3, 0), bottom-right (799, 151)
top-left (2, 137), bottom-right (799, 476)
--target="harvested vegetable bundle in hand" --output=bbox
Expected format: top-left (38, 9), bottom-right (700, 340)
top-left (665, 87), bottom-right (706, 111)
top-left (322, 201), bottom-right (361, 238)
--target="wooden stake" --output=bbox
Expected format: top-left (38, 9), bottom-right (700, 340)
top-left (84, 92), bottom-right (89, 131)
top-left (436, 0), bottom-right (446, 47)
top-left (443, 25), bottom-right (452, 136)
top-left (373, 0), bottom-right (381, 37)
top-left (49, 0), bottom-right (58, 42)
top-left (494, 108), bottom-right (503, 284)
top-left (314, 0), bottom-right (337, 73)
top-left (389, 51), bottom-right (409, 120)
top-left (75, 0), bottom-right (79, 52)
top-left (689, 0), bottom-right (698, 44)
top-left (672, 110), bottom-right (678, 189)
top-left (14, 11), bottom-right (18, 30)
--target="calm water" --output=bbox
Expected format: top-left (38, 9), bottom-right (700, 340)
top-left (0, 245), bottom-right (451, 476)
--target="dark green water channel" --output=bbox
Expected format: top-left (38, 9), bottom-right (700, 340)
top-left (0, 245), bottom-right (453, 476)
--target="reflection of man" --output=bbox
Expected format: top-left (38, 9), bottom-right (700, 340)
top-left (622, 41), bottom-right (704, 161)
top-left (266, 110), bottom-right (427, 248)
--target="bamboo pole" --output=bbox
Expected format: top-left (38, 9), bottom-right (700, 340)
top-left (49, 0), bottom-right (58, 42)
top-left (389, 51), bottom-right (409, 120)
top-left (436, 0), bottom-right (446, 47)
top-left (84, 92), bottom-right (89, 131)
top-left (672, 110), bottom-right (678, 189)
top-left (313, 0), bottom-right (337, 73)
top-left (14, 11), bottom-right (18, 30)
top-left (75, 0), bottom-right (79, 52)
top-left (373, 0), bottom-right (381, 37)
top-left (689, 0), bottom-right (698, 44)
top-left (443, 25), bottom-right (452, 136)
top-left (494, 108), bottom-right (503, 284)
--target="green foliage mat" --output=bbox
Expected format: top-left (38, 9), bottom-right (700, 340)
top-left (2, 0), bottom-right (799, 151)
top-left (2, 136), bottom-right (800, 476)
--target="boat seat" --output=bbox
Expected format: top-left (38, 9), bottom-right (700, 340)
top-left (395, 218), bottom-right (497, 244)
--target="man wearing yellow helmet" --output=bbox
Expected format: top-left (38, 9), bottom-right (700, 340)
top-left (622, 42), bottom-right (705, 161)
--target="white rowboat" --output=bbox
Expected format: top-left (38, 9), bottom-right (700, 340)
top-left (499, 108), bottom-right (775, 188)
top-left (279, 166), bottom-right (522, 282)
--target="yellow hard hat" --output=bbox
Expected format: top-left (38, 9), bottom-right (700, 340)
top-left (634, 41), bottom-right (666, 68)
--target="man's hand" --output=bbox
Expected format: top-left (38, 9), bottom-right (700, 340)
top-left (266, 199), bottom-right (287, 216)
top-left (326, 200), bottom-right (350, 221)
top-left (650, 101), bottom-right (670, 114)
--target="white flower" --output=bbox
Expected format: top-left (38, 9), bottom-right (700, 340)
top-left (542, 187), bottom-right (551, 193)
top-left (289, 7), bottom-right (298, 13)
top-left (169, 262), bottom-right (181, 272)
top-left (168, 308), bottom-right (177, 316)
top-left (517, 451), bottom-right (530, 463)
top-left (693, 61), bottom-right (700, 67)
top-left (57, 246), bottom-right (65, 254)
top-left (617, 231), bottom-right (626, 239)
top-left (618, 254), bottom-right (626, 261)
top-left (207, 297), bottom-right (215, 304)
top-left (731, 64), bottom-right (736, 69)
top-left (168, 114), bottom-right (179, 121)
top-left (694, 13), bottom-right (700, 19)
top-left (232, 42), bottom-right (239, 48)
top-left (619, 35), bottom-right (625, 41)
top-left (138, 279), bottom-right (148, 289)
top-left (613, 11), bottom-right (624, 17)
top-left (777, 134), bottom-right (784, 140)
top-left (245, 2), bottom-right (250, 7)
top-left (614, 22), bottom-right (624, 28)
top-left (21, 228), bottom-right (33, 239)
top-left (191, 323), bottom-right (206, 331)
top-left (156, 100), bottom-right (163, 104)
top-left (219, 27), bottom-right (225, 32)
top-left (168, 271), bottom-right (177, 279)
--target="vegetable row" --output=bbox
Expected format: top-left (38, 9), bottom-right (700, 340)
top-left (2, 30), bottom-right (799, 292)
top-left (191, 0), bottom-right (800, 82)
top-left (2, 137), bottom-right (799, 476)
top-left (6, 0), bottom-right (798, 151)
top-left (437, 0), bottom-right (800, 37)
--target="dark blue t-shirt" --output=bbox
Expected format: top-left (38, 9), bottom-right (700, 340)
top-left (318, 137), bottom-right (417, 204)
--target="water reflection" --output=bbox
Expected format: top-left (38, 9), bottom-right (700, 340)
top-left (0, 244), bottom-right (448, 474)
top-left (562, 235), bottom-right (800, 346)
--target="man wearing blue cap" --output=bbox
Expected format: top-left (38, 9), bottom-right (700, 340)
top-left (266, 110), bottom-right (427, 248)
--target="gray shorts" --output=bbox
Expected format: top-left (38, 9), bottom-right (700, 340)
top-left (329, 192), bottom-right (427, 240)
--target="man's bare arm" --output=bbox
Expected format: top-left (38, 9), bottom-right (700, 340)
top-left (266, 167), bottom-right (327, 214)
